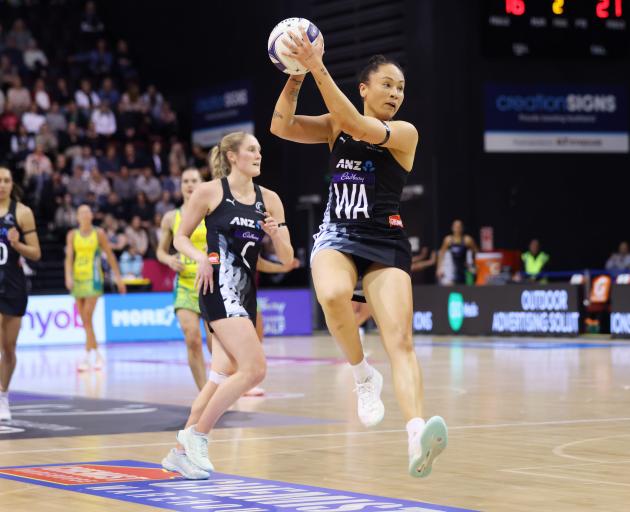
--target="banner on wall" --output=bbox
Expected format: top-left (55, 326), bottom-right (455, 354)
top-left (413, 284), bottom-right (581, 336)
top-left (484, 83), bottom-right (629, 153)
top-left (191, 80), bottom-right (254, 148)
top-left (611, 285), bottom-right (630, 338)
top-left (17, 295), bottom-right (105, 347)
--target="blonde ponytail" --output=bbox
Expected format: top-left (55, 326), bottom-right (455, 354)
top-left (209, 131), bottom-right (249, 180)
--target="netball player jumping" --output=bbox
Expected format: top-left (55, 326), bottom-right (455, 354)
top-left (0, 167), bottom-right (41, 421)
top-left (270, 30), bottom-right (447, 477)
top-left (164, 132), bottom-right (293, 478)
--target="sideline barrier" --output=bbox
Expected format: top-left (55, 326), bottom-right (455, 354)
top-left (413, 284), bottom-right (581, 336)
top-left (611, 285), bottom-right (630, 338)
top-left (17, 289), bottom-right (312, 346)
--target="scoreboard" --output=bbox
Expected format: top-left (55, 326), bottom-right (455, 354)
top-left (483, 0), bottom-right (628, 57)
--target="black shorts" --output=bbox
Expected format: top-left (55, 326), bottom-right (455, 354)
top-left (0, 294), bottom-right (28, 317)
top-left (311, 224), bottom-right (412, 278)
top-left (198, 269), bottom-right (257, 329)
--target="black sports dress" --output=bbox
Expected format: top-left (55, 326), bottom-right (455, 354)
top-left (0, 200), bottom-right (28, 316)
top-left (311, 132), bottom-right (412, 276)
top-left (199, 178), bottom-right (266, 325)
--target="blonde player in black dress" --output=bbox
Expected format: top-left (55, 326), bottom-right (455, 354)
top-left (270, 33), bottom-right (447, 477)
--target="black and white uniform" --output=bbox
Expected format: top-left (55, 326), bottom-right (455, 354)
top-left (200, 178), bottom-right (266, 325)
top-left (311, 132), bottom-right (411, 276)
top-left (447, 238), bottom-right (468, 285)
top-left (0, 200), bottom-right (28, 316)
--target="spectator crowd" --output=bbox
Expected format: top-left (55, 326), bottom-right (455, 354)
top-left (0, 1), bottom-right (210, 278)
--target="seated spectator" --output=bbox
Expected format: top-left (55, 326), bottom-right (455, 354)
top-left (0, 55), bottom-right (19, 89)
top-left (99, 191), bottom-right (126, 221)
top-left (10, 124), bottom-right (35, 159)
top-left (23, 39), bottom-right (48, 72)
top-left (87, 168), bottom-right (110, 203)
top-left (24, 143), bottom-right (53, 183)
top-left (8, 19), bottom-right (33, 52)
top-left (59, 122), bottom-right (84, 160)
top-left (154, 190), bottom-right (174, 217)
top-left (520, 239), bottom-right (550, 282)
top-left (168, 141), bottom-right (187, 172)
top-left (0, 107), bottom-right (19, 133)
top-left (64, 100), bottom-right (87, 129)
top-left (2, 36), bottom-right (23, 70)
top-left (33, 78), bottom-right (51, 111)
top-left (119, 246), bottom-right (144, 278)
top-left (148, 212), bottom-right (162, 258)
top-left (143, 84), bottom-right (164, 120)
top-left (55, 153), bottom-right (70, 175)
top-left (150, 140), bottom-right (166, 176)
top-left (49, 171), bottom-right (68, 209)
top-left (605, 241), bottom-right (630, 274)
top-left (112, 165), bottom-right (136, 202)
top-left (75, 77), bottom-right (100, 112)
top-left (119, 82), bottom-right (146, 131)
top-left (98, 76), bottom-right (120, 107)
top-left (90, 101), bottom-right (116, 137)
top-left (124, 215), bottom-right (149, 257)
top-left (35, 123), bottom-right (58, 154)
top-left (128, 190), bottom-right (153, 225)
top-left (102, 213), bottom-right (127, 256)
top-left (98, 144), bottom-right (120, 176)
top-left (84, 121), bottom-right (101, 152)
top-left (7, 76), bottom-right (31, 115)
top-left (135, 166), bottom-right (161, 203)
top-left (54, 193), bottom-right (77, 234)
top-left (52, 77), bottom-right (72, 105)
top-left (66, 165), bottom-right (89, 205)
top-left (80, 0), bottom-right (105, 35)
top-left (114, 39), bottom-right (136, 81)
top-left (156, 101), bottom-right (178, 138)
top-left (121, 142), bottom-right (144, 172)
top-left (46, 102), bottom-right (68, 134)
top-left (22, 103), bottom-right (46, 134)
top-left (190, 143), bottom-right (207, 169)
top-left (89, 38), bottom-right (113, 77)
top-left (163, 163), bottom-right (182, 204)
top-left (73, 145), bottom-right (97, 173)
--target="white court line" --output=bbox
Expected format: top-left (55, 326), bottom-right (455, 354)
top-left (552, 433), bottom-right (630, 463)
top-left (2, 416), bottom-right (630, 456)
top-left (504, 468), bottom-right (630, 488)
top-left (501, 458), bottom-right (630, 472)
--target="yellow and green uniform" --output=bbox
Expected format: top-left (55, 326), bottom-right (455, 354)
top-left (72, 229), bottom-right (103, 298)
top-left (172, 209), bottom-right (207, 314)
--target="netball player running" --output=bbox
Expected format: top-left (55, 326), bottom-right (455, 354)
top-left (164, 132), bottom-right (293, 478)
top-left (157, 168), bottom-right (214, 391)
top-left (270, 32), bottom-right (447, 477)
top-left (0, 167), bottom-right (40, 421)
top-left (65, 204), bottom-right (126, 371)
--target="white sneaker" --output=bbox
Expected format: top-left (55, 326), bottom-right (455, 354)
top-left (176, 426), bottom-right (214, 472)
top-left (162, 448), bottom-right (209, 480)
top-left (408, 416), bottom-right (448, 478)
top-left (77, 356), bottom-right (91, 372)
top-left (354, 368), bottom-right (385, 427)
top-left (243, 386), bottom-right (265, 397)
top-left (0, 394), bottom-right (11, 421)
top-left (93, 351), bottom-right (104, 371)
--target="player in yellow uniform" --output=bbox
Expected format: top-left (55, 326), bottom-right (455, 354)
top-left (158, 168), bottom-right (213, 390)
top-left (65, 204), bottom-right (126, 371)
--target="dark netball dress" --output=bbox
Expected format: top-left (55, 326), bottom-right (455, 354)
top-left (447, 239), bottom-right (468, 284)
top-left (199, 178), bottom-right (267, 325)
top-left (311, 132), bottom-right (412, 276)
top-left (0, 200), bottom-right (28, 316)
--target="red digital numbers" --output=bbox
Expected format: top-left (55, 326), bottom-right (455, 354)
top-left (596, 0), bottom-right (623, 18)
top-left (505, 0), bottom-right (526, 15)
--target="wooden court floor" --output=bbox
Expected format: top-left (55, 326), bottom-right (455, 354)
top-left (1, 334), bottom-right (630, 511)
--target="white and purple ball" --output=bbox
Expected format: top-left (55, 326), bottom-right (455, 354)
top-left (267, 17), bottom-right (322, 75)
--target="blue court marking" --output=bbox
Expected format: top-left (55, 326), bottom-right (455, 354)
top-left (415, 340), bottom-right (630, 350)
top-left (0, 460), bottom-right (478, 512)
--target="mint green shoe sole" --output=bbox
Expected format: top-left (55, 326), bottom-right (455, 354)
top-left (409, 416), bottom-right (448, 478)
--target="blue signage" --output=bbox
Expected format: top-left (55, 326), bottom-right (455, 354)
top-left (258, 289), bottom-right (312, 336)
top-left (0, 460), bottom-right (478, 512)
top-left (191, 80), bottom-right (254, 148)
top-left (484, 83), bottom-right (629, 153)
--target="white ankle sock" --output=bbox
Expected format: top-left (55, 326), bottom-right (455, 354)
top-left (191, 426), bottom-right (207, 437)
top-left (0, 391), bottom-right (8, 398)
top-left (406, 417), bottom-right (426, 440)
top-left (351, 357), bottom-right (373, 383)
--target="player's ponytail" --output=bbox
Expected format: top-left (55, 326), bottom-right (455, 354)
top-left (209, 132), bottom-right (249, 180)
